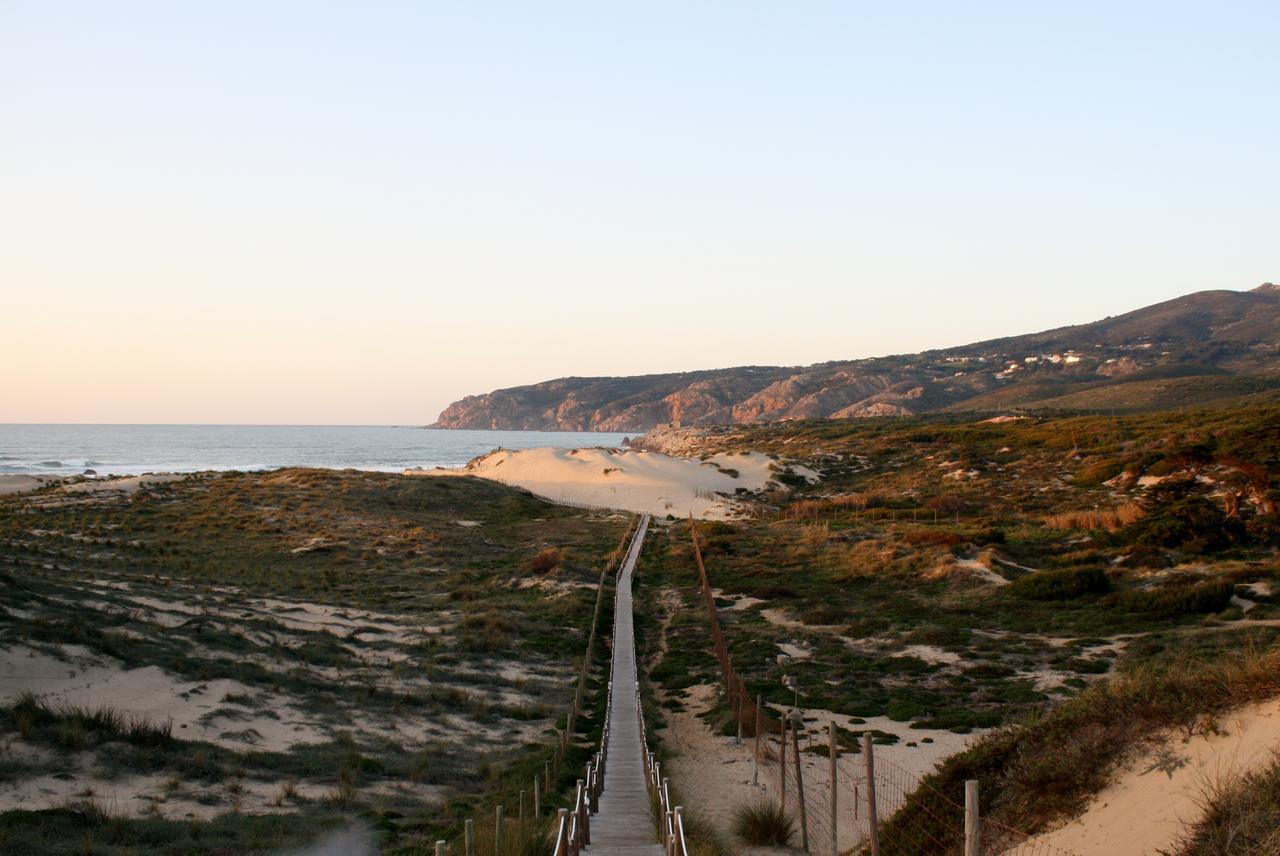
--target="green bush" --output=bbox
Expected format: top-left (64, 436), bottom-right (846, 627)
top-left (1008, 567), bottom-right (1111, 600)
top-left (1115, 579), bottom-right (1234, 616)
top-left (1131, 480), bottom-right (1235, 551)
top-left (1073, 458), bottom-right (1125, 486)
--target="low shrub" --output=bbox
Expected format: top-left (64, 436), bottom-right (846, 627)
top-left (529, 547), bottom-right (563, 574)
top-left (458, 610), bottom-right (519, 651)
top-left (901, 529), bottom-right (966, 547)
top-left (1073, 458), bottom-right (1125, 486)
top-left (1043, 503), bottom-right (1145, 532)
top-left (877, 641), bottom-right (1280, 850)
top-left (732, 798), bottom-right (794, 847)
top-left (1131, 480), bottom-right (1236, 551)
top-left (1008, 567), bottom-right (1111, 600)
top-left (800, 605), bottom-right (845, 625)
top-left (1115, 579), bottom-right (1234, 616)
top-left (1168, 757), bottom-right (1280, 854)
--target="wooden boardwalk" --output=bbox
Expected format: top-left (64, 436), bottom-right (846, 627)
top-left (581, 513), bottom-right (662, 856)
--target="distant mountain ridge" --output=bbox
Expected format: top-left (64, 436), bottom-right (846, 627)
top-left (432, 285), bottom-right (1280, 431)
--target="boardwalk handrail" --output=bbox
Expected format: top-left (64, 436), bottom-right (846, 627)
top-left (638, 691), bottom-right (689, 856)
top-left (552, 514), bottom-right (649, 856)
top-left (630, 523), bottom-right (690, 856)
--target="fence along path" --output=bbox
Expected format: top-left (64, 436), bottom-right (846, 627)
top-left (685, 516), bottom-right (1080, 856)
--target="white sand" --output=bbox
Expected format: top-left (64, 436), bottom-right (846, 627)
top-left (410, 447), bottom-right (801, 519)
top-left (953, 556), bottom-right (1010, 586)
top-left (59, 473), bottom-right (189, 494)
top-left (0, 474), bottom-right (57, 495)
top-left (0, 473), bottom-right (191, 502)
top-left (0, 644), bottom-right (327, 752)
top-left (0, 769), bottom-right (333, 820)
top-left (1031, 697), bottom-right (1280, 855)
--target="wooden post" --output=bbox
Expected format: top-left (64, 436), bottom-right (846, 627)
top-left (780, 714), bottom-right (788, 811)
top-left (519, 789), bottom-right (526, 822)
top-left (545, 759), bottom-right (552, 791)
top-left (965, 779), bottom-right (980, 856)
top-left (464, 818), bottom-right (475, 856)
top-left (829, 721), bottom-right (838, 856)
top-left (792, 719), bottom-right (809, 853)
top-left (533, 777), bottom-right (540, 818)
top-left (863, 733), bottom-right (880, 856)
top-left (753, 693), bottom-right (762, 786)
top-left (434, 842), bottom-right (445, 856)
top-left (735, 684), bottom-right (743, 745)
top-left (555, 808), bottom-right (569, 853)
top-left (495, 805), bottom-right (504, 854)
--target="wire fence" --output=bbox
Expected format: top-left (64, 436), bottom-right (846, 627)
top-left (686, 517), bottom-right (1080, 856)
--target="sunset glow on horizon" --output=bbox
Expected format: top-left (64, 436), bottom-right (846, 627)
top-left (3, 2), bottom-right (1276, 424)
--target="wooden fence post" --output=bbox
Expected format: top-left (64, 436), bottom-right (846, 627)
top-left (519, 789), bottom-right (526, 822)
top-left (792, 718), bottom-right (809, 853)
top-left (555, 808), bottom-right (569, 853)
top-left (863, 733), bottom-right (880, 856)
top-left (495, 805), bottom-right (504, 854)
top-left (780, 714), bottom-right (788, 811)
top-left (735, 685), bottom-right (743, 745)
top-left (434, 842), bottom-right (445, 856)
top-left (533, 777), bottom-right (540, 819)
top-left (829, 721), bottom-right (838, 856)
top-left (965, 779), bottom-right (980, 856)
top-left (753, 693), bottom-right (762, 786)
top-left (464, 818), bottom-right (474, 856)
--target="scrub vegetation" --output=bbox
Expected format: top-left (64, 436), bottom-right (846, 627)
top-left (633, 402), bottom-right (1280, 847)
top-left (0, 469), bottom-right (629, 854)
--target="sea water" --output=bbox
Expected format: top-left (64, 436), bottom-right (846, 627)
top-left (0, 425), bottom-right (633, 476)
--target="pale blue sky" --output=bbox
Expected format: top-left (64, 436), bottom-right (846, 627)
top-left (2, 2), bottom-right (1276, 423)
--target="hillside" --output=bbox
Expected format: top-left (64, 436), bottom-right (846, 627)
top-left (626, 401), bottom-right (1280, 853)
top-left (432, 285), bottom-right (1280, 431)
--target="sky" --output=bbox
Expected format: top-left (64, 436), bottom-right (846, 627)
top-left (2, 2), bottom-right (1277, 424)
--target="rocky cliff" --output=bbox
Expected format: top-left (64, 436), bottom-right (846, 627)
top-left (432, 286), bottom-right (1280, 431)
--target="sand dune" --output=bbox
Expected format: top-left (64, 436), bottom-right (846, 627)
top-left (409, 446), bottom-right (813, 519)
top-left (0, 475), bottom-right (56, 495)
top-left (0, 473), bottom-right (188, 497)
top-left (1030, 697), bottom-right (1280, 855)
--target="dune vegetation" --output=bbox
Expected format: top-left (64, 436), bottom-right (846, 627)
top-left (632, 402), bottom-right (1280, 851)
top-left (0, 469), bottom-right (630, 854)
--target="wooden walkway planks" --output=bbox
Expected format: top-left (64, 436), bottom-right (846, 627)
top-left (582, 513), bottom-right (662, 855)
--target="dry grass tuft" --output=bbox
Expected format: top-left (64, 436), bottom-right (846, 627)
top-left (1043, 502), bottom-right (1145, 532)
top-left (1168, 757), bottom-right (1280, 855)
top-left (732, 797), bottom-right (794, 847)
top-left (529, 546), bottom-right (564, 574)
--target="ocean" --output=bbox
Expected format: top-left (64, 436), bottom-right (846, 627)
top-left (0, 425), bottom-right (633, 477)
